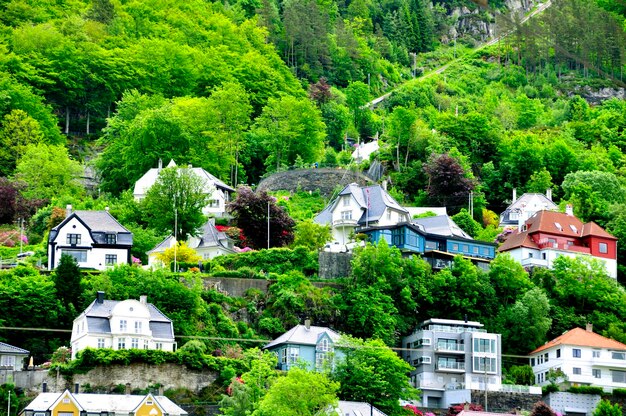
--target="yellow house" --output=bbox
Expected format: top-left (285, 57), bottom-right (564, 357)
top-left (20, 390), bottom-right (187, 416)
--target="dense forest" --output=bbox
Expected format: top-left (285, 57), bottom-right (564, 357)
top-left (1, 0), bottom-right (626, 413)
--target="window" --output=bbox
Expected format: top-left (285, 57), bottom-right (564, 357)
top-left (569, 224), bottom-right (578, 233)
top-left (530, 358), bottom-right (535, 366)
top-left (316, 352), bottom-right (328, 369)
top-left (573, 348), bottom-right (581, 358)
top-left (612, 370), bottom-right (626, 383)
top-left (340, 210), bottom-right (352, 220)
top-left (542, 253), bottom-right (547, 260)
top-left (544, 353), bottom-right (549, 362)
top-left (118, 338), bottom-right (126, 350)
top-left (97, 338), bottom-right (105, 348)
top-left (529, 252), bottom-right (534, 258)
top-left (612, 352), bottom-right (626, 360)
top-left (554, 222), bottom-right (562, 231)
top-left (452, 244), bottom-right (459, 251)
top-left (120, 320), bottom-right (127, 331)
top-left (131, 338), bottom-right (139, 349)
top-left (144, 340), bottom-right (149, 349)
top-left (425, 241), bottom-right (438, 250)
top-left (342, 195), bottom-right (350, 207)
top-left (62, 249), bottom-right (87, 263)
top-left (593, 369), bottom-right (601, 378)
top-left (473, 357), bottom-right (496, 372)
top-left (593, 350), bottom-right (601, 358)
top-left (462, 244), bottom-right (469, 253)
top-left (317, 338), bottom-right (331, 352)
top-left (156, 342), bottom-right (163, 350)
top-left (208, 199), bottom-right (220, 208)
top-left (573, 367), bottom-right (581, 375)
top-left (135, 321), bottom-right (142, 334)
top-left (288, 347), bottom-right (299, 363)
top-left (105, 234), bottom-right (116, 244)
top-left (386, 210), bottom-right (392, 220)
top-left (105, 254), bottom-right (117, 265)
top-left (556, 349), bottom-right (561, 358)
top-left (67, 233), bottom-right (81, 245)
top-left (473, 338), bottom-right (496, 353)
top-left (599, 242), bottom-right (608, 254)
top-left (392, 228), bottom-right (405, 246)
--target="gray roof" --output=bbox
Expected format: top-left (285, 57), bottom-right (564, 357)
top-left (150, 321), bottom-right (175, 339)
top-left (500, 193), bottom-right (558, 225)
top-left (82, 299), bottom-right (172, 323)
top-left (22, 392), bottom-right (186, 415)
top-left (336, 401), bottom-right (388, 416)
top-left (264, 325), bottom-right (341, 349)
top-left (314, 183), bottom-right (408, 226)
top-left (53, 211), bottom-right (131, 234)
top-left (507, 193), bottom-right (556, 211)
top-left (0, 342), bottom-right (29, 355)
top-left (412, 215), bottom-right (472, 240)
top-left (147, 221), bottom-right (233, 254)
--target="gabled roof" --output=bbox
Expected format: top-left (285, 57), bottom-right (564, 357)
top-left (52, 211), bottom-right (130, 234)
top-left (81, 299), bottom-right (172, 323)
top-left (133, 160), bottom-right (234, 197)
top-left (336, 401), bottom-right (387, 416)
top-left (147, 221), bottom-right (234, 254)
top-left (264, 325), bottom-right (341, 349)
top-left (498, 210), bottom-right (616, 252)
top-left (22, 391), bottom-right (187, 415)
top-left (0, 342), bottom-right (29, 355)
top-left (314, 183), bottom-right (408, 226)
top-left (506, 193), bottom-right (557, 212)
top-left (530, 327), bottom-right (626, 354)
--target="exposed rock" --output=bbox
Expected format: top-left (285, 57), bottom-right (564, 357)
top-left (574, 87), bottom-right (626, 105)
top-left (256, 168), bottom-right (373, 197)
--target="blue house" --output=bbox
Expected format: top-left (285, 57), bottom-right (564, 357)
top-left (263, 321), bottom-right (342, 371)
top-left (361, 215), bottom-right (497, 270)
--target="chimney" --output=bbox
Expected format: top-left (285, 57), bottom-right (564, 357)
top-left (66, 204), bottom-right (72, 217)
top-left (382, 180), bottom-right (388, 191)
top-left (586, 323), bottom-right (593, 333)
top-left (566, 204), bottom-right (574, 216)
top-left (125, 383), bottom-right (131, 395)
top-left (464, 314), bottom-right (468, 323)
top-left (304, 319), bottom-right (311, 330)
top-left (546, 188), bottom-right (552, 201)
top-left (42, 382), bottom-right (47, 393)
top-left (158, 158), bottom-right (163, 170)
top-left (105, 206), bottom-right (109, 212)
top-left (74, 383), bottom-right (79, 394)
top-left (158, 385), bottom-right (164, 396)
top-left (140, 295), bottom-right (147, 304)
top-left (96, 291), bottom-right (105, 304)
top-left (512, 188), bottom-right (517, 203)
top-left (464, 402), bottom-right (470, 411)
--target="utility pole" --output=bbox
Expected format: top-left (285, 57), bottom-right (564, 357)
top-left (173, 195), bottom-right (178, 273)
top-left (18, 218), bottom-right (23, 255)
top-left (7, 388), bottom-right (11, 416)
top-left (267, 200), bottom-right (270, 250)
top-left (484, 356), bottom-right (488, 411)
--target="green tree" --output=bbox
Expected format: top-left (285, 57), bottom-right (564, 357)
top-left (14, 143), bottom-right (83, 201)
top-left (594, 400), bottom-right (622, 416)
top-left (451, 208), bottom-right (482, 238)
top-left (333, 336), bottom-right (418, 416)
top-left (141, 166), bottom-right (209, 240)
top-left (345, 81), bottom-right (370, 138)
top-left (488, 254), bottom-right (533, 308)
top-left (293, 220), bottom-right (332, 251)
top-left (506, 365), bottom-right (535, 385)
top-left (53, 254), bottom-right (82, 309)
top-left (253, 367), bottom-right (338, 416)
top-left (0, 109), bottom-right (44, 176)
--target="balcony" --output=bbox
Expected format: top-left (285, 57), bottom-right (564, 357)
top-left (436, 342), bottom-right (465, 354)
top-left (521, 257), bottom-right (548, 268)
top-left (536, 240), bottom-right (591, 254)
top-left (436, 361), bottom-right (465, 372)
top-left (332, 218), bottom-right (358, 227)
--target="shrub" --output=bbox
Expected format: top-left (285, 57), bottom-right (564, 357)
top-left (612, 388), bottom-right (626, 398)
top-left (568, 386), bottom-right (604, 395)
top-left (543, 384), bottom-right (560, 394)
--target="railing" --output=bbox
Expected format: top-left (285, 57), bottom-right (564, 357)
top-left (500, 384), bottom-right (543, 394)
top-left (332, 218), bottom-right (358, 227)
top-left (436, 342), bottom-right (465, 353)
top-left (436, 361), bottom-right (465, 371)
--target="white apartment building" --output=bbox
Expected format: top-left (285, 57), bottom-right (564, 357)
top-left (529, 325), bottom-right (626, 391)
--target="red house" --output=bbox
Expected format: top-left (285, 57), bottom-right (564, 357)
top-left (498, 208), bottom-right (617, 278)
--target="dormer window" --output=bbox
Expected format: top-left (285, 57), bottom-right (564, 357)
top-left (569, 224), bottom-right (577, 233)
top-left (106, 234), bottom-right (117, 244)
top-left (67, 233), bottom-right (81, 245)
top-left (342, 196), bottom-right (350, 207)
top-left (341, 211), bottom-right (352, 220)
top-left (554, 222), bottom-right (562, 231)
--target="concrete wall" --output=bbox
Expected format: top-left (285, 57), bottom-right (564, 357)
top-left (256, 168), bottom-right (373, 197)
top-left (318, 252), bottom-right (352, 279)
top-left (545, 392), bottom-right (601, 416)
top-left (470, 390), bottom-right (542, 412)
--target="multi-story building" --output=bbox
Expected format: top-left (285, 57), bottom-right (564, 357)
top-left (529, 325), bottom-right (626, 392)
top-left (402, 319), bottom-right (502, 408)
top-left (70, 292), bottom-right (176, 359)
top-left (499, 189), bottom-right (557, 230)
top-left (498, 208), bottom-right (618, 278)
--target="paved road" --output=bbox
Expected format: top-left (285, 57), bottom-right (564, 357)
top-left (365, 0), bottom-right (552, 108)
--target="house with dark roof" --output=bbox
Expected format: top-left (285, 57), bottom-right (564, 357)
top-left (147, 219), bottom-right (235, 268)
top-left (70, 292), bottom-right (176, 359)
top-left (20, 389), bottom-right (187, 416)
top-left (314, 183), bottom-right (411, 244)
top-left (263, 321), bottom-right (342, 371)
top-left (529, 325), bottom-right (626, 392)
top-left (499, 189), bottom-right (557, 230)
top-left (498, 208), bottom-right (617, 278)
top-left (47, 206), bottom-right (133, 271)
top-left (361, 215), bottom-right (497, 270)
top-left (133, 160), bottom-right (235, 217)
top-left (0, 341), bottom-right (29, 370)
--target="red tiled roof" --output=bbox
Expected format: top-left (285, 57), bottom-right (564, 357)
top-left (497, 231), bottom-right (537, 252)
top-left (581, 221), bottom-right (617, 240)
top-left (530, 327), bottom-right (626, 354)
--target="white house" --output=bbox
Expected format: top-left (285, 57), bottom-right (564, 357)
top-left (529, 325), bottom-right (626, 392)
top-left (314, 183), bottom-right (411, 244)
top-left (133, 160), bottom-right (235, 217)
top-left (20, 390), bottom-right (187, 416)
top-left (70, 292), bottom-right (176, 359)
top-left (147, 219), bottom-right (235, 268)
top-left (0, 342), bottom-right (29, 370)
top-left (47, 207), bottom-right (133, 271)
top-left (499, 189), bottom-right (558, 230)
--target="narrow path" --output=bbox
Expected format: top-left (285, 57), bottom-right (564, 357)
top-left (365, 0), bottom-right (552, 108)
